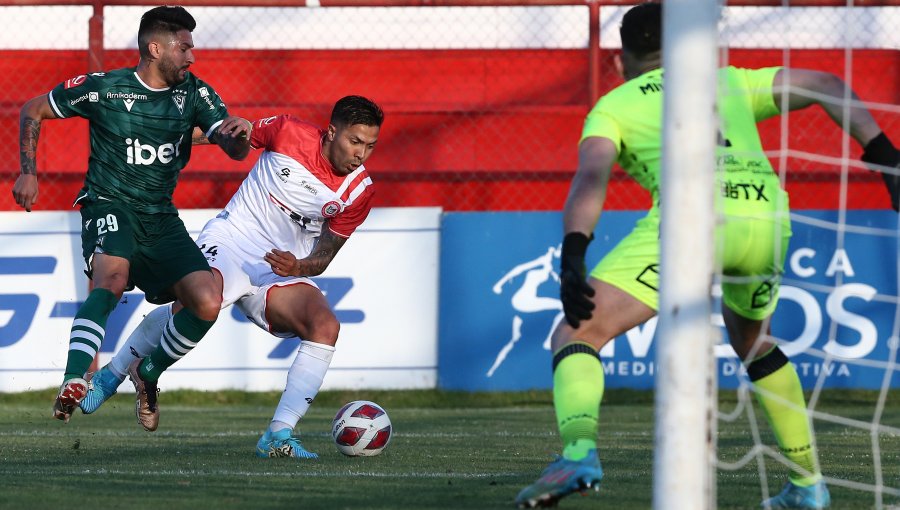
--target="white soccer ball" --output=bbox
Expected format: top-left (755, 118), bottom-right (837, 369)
top-left (331, 400), bottom-right (393, 457)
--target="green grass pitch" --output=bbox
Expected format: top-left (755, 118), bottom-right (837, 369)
top-left (0, 389), bottom-right (897, 509)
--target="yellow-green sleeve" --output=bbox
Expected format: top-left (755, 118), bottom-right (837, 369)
top-left (738, 66), bottom-right (782, 122)
top-left (580, 106), bottom-right (621, 148)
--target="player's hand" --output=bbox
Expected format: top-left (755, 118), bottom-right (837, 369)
top-left (212, 116), bottom-right (252, 161)
top-left (12, 174), bottom-right (38, 212)
top-left (217, 116), bottom-right (252, 139)
top-left (560, 232), bottom-right (595, 329)
top-left (265, 248), bottom-right (298, 277)
top-left (861, 132), bottom-right (900, 212)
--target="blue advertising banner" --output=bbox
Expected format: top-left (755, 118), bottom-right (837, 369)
top-left (438, 210), bottom-right (900, 391)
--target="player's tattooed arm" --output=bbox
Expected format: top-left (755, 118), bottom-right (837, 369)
top-left (191, 127), bottom-right (210, 145)
top-left (14, 94), bottom-right (58, 212)
top-left (209, 116), bottom-right (252, 161)
top-left (264, 227), bottom-right (348, 278)
top-left (20, 118), bottom-right (40, 176)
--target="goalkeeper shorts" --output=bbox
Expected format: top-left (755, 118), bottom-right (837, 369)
top-left (589, 205), bottom-right (791, 321)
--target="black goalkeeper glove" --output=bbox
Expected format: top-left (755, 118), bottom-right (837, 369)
top-left (560, 232), bottom-right (596, 329)
top-left (861, 132), bottom-right (900, 212)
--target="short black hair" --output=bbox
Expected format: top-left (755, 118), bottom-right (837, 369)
top-left (620, 2), bottom-right (662, 57)
top-left (331, 96), bottom-right (385, 128)
top-left (138, 6), bottom-right (197, 58)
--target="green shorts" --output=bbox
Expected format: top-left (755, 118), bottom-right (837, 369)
top-left (590, 203), bottom-right (791, 321)
top-left (79, 200), bottom-right (211, 304)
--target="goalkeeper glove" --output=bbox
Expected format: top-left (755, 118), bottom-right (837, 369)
top-left (861, 132), bottom-right (900, 212)
top-left (560, 232), bottom-right (596, 329)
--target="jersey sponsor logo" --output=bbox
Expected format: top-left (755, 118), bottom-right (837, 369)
top-left (300, 179), bottom-right (318, 195)
top-left (125, 135), bottom-right (185, 165)
top-left (64, 75), bottom-right (86, 89)
top-left (199, 91), bottom-right (215, 111)
top-left (277, 167), bottom-right (291, 183)
top-left (639, 81), bottom-right (663, 95)
top-left (720, 180), bottom-right (769, 201)
top-left (199, 87), bottom-right (209, 98)
top-left (69, 94), bottom-right (89, 106)
top-left (322, 200), bottom-right (341, 217)
top-left (262, 116), bottom-right (277, 125)
top-left (89, 92), bottom-right (99, 102)
top-left (106, 91), bottom-right (148, 112)
top-left (106, 92), bottom-right (148, 100)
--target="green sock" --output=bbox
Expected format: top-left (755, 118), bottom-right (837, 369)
top-left (140, 308), bottom-right (215, 382)
top-left (63, 288), bottom-right (118, 381)
top-left (552, 342), bottom-right (604, 461)
top-left (750, 348), bottom-right (821, 486)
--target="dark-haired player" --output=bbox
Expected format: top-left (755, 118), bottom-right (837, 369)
top-left (516, 3), bottom-right (899, 508)
top-left (81, 96), bottom-right (383, 458)
top-left (12, 5), bottom-right (251, 428)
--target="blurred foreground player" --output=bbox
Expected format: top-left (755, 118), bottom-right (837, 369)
top-left (516, 3), bottom-right (900, 508)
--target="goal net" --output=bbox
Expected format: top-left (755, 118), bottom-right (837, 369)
top-left (652, 2), bottom-right (900, 509)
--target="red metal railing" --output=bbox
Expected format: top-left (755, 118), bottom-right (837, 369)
top-left (2, 1), bottom-right (899, 212)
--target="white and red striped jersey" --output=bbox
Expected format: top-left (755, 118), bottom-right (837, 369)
top-left (220, 114), bottom-right (374, 256)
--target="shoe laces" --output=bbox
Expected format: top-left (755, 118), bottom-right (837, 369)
top-left (279, 435), bottom-right (303, 450)
top-left (279, 436), bottom-right (316, 458)
top-left (144, 380), bottom-right (159, 412)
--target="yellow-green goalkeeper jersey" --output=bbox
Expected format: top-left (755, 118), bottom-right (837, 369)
top-left (48, 68), bottom-right (230, 214)
top-left (581, 66), bottom-right (785, 213)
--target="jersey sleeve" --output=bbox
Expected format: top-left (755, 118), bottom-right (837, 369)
top-left (191, 78), bottom-right (231, 137)
top-left (249, 114), bottom-right (288, 150)
top-left (329, 186), bottom-right (374, 238)
top-left (47, 73), bottom-right (102, 120)
top-left (580, 100), bottom-right (622, 149)
top-left (734, 66), bottom-right (781, 122)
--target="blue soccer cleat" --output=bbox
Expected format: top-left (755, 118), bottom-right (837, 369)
top-left (256, 428), bottom-right (319, 459)
top-left (515, 449), bottom-right (603, 508)
top-left (80, 364), bottom-right (124, 414)
top-left (762, 480), bottom-right (831, 509)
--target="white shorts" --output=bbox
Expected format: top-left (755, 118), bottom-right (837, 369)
top-left (196, 216), bottom-right (320, 338)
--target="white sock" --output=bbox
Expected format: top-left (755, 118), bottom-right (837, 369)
top-left (269, 340), bottom-right (335, 431)
top-left (109, 305), bottom-right (172, 380)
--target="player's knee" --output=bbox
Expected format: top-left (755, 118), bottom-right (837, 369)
top-left (554, 321), bottom-right (613, 352)
top-left (298, 310), bottom-right (339, 346)
top-left (198, 297), bottom-right (222, 321)
top-left (189, 291), bottom-right (222, 321)
top-left (92, 272), bottom-right (129, 297)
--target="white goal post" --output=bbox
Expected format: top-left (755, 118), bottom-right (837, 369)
top-left (654, 1), bottom-right (720, 509)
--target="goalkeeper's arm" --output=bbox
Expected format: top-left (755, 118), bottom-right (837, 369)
top-left (773, 68), bottom-right (899, 211)
top-left (559, 136), bottom-right (617, 328)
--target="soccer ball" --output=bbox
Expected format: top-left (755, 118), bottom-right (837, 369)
top-left (331, 400), bottom-right (393, 457)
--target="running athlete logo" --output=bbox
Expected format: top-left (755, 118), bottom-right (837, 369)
top-left (486, 245), bottom-right (564, 377)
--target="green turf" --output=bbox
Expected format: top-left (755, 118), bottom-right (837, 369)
top-left (0, 389), bottom-right (897, 509)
